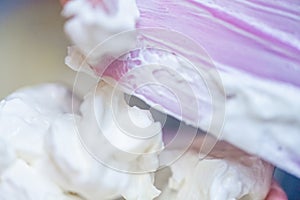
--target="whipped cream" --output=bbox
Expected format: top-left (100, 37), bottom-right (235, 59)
top-left (38, 83), bottom-right (163, 200)
top-left (63, 0), bottom-right (139, 69)
top-left (0, 83), bottom-right (273, 200)
top-left (0, 138), bottom-right (15, 175)
top-left (0, 83), bottom-right (162, 200)
top-left (0, 160), bottom-right (80, 200)
top-left (156, 150), bottom-right (273, 200)
top-left (0, 84), bottom-right (82, 200)
top-left (0, 0), bottom-right (278, 199)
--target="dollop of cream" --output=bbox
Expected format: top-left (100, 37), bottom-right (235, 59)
top-left (0, 83), bottom-right (273, 200)
top-left (38, 83), bottom-right (163, 200)
top-left (0, 160), bottom-right (80, 200)
top-left (0, 83), bottom-right (162, 200)
top-left (0, 84), bottom-right (82, 200)
top-left (63, 0), bottom-right (140, 69)
top-left (156, 150), bottom-right (273, 200)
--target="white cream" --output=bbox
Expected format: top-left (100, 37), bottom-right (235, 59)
top-left (0, 83), bottom-right (273, 200)
top-left (0, 83), bottom-right (162, 200)
top-left (0, 84), bottom-right (80, 164)
top-left (0, 160), bottom-right (81, 200)
top-left (218, 70), bottom-right (300, 178)
top-left (0, 84), bottom-right (83, 200)
top-left (0, 0), bottom-right (282, 199)
top-left (0, 138), bottom-right (15, 175)
top-left (37, 83), bottom-right (163, 200)
top-left (67, 43), bottom-right (300, 177)
top-left (63, 0), bottom-right (139, 69)
top-left (156, 150), bottom-right (273, 200)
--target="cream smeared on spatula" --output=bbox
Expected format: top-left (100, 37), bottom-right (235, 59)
top-left (63, 0), bottom-right (300, 179)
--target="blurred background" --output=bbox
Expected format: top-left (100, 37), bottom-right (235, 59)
top-left (0, 1), bottom-right (299, 199)
top-left (0, 0), bottom-right (75, 99)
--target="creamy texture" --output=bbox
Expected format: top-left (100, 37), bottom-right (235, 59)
top-left (0, 0), bottom-right (283, 199)
top-left (67, 38), bottom-right (300, 178)
top-left (0, 83), bottom-right (162, 200)
top-left (0, 160), bottom-right (81, 200)
top-left (220, 70), bottom-right (300, 179)
top-left (63, 0), bottom-right (139, 68)
top-left (133, 1), bottom-right (300, 178)
top-left (0, 84), bottom-right (273, 200)
top-left (0, 84), bottom-right (80, 165)
top-left (38, 83), bottom-right (163, 200)
top-left (0, 139), bottom-right (15, 175)
top-left (156, 150), bottom-right (272, 200)
top-left (0, 84), bottom-right (82, 200)
top-left (62, 0), bottom-right (300, 178)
